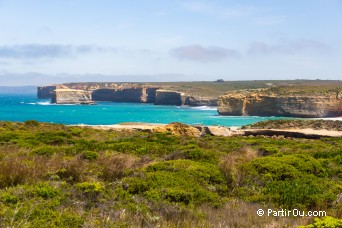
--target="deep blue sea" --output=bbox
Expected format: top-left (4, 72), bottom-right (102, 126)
top-left (0, 93), bottom-right (289, 127)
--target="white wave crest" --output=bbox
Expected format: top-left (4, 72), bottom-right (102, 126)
top-left (191, 106), bottom-right (217, 111)
top-left (26, 101), bottom-right (52, 105)
top-left (37, 102), bottom-right (52, 105)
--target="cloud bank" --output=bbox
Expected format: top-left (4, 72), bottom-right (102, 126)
top-left (170, 45), bottom-right (239, 62)
top-left (248, 39), bottom-right (329, 55)
top-left (0, 44), bottom-right (116, 59)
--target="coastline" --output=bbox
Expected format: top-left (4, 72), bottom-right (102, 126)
top-left (75, 120), bottom-right (342, 138)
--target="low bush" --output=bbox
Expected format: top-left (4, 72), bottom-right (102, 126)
top-left (300, 216), bottom-right (342, 228)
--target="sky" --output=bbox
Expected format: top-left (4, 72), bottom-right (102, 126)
top-left (0, 0), bottom-right (341, 85)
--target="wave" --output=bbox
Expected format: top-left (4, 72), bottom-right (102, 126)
top-left (26, 101), bottom-right (52, 105)
top-left (191, 106), bottom-right (217, 111)
top-left (26, 102), bottom-right (82, 106)
top-left (37, 102), bottom-right (52, 105)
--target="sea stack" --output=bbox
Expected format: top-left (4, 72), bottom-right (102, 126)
top-left (52, 89), bottom-right (94, 104)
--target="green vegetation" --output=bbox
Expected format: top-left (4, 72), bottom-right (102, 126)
top-left (243, 119), bottom-right (342, 131)
top-left (0, 120), bottom-right (341, 227)
top-left (65, 80), bottom-right (342, 98)
top-left (265, 84), bottom-right (342, 97)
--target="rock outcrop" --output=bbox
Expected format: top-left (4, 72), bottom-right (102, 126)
top-left (92, 87), bottom-right (159, 103)
top-left (154, 90), bottom-right (186, 106)
top-left (218, 89), bottom-right (342, 118)
top-left (184, 96), bottom-right (217, 106)
top-left (153, 122), bottom-right (202, 137)
top-left (92, 88), bottom-right (144, 103)
top-left (37, 86), bottom-right (57, 99)
top-left (52, 89), bottom-right (93, 104)
top-left (40, 83), bottom-right (218, 107)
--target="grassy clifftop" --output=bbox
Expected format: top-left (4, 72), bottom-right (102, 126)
top-left (244, 119), bottom-right (342, 131)
top-left (0, 120), bottom-right (341, 227)
top-left (64, 80), bottom-right (342, 98)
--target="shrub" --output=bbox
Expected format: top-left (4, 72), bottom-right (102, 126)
top-left (53, 158), bottom-right (86, 183)
top-left (0, 132), bottom-right (18, 143)
top-left (31, 182), bottom-right (61, 199)
top-left (0, 156), bottom-right (48, 188)
top-left (220, 146), bottom-right (259, 187)
top-left (98, 154), bottom-right (136, 181)
top-left (121, 160), bottom-right (227, 206)
top-left (75, 182), bottom-right (105, 194)
top-left (81, 151), bottom-right (99, 160)
top-left (24, 120), bottom-right (40, 127)
top-left (0, 192), bottom-right (19, 204)
top-left (300, 216), bottom-right (342, 228)
top-left (31, 146), bottom-right (58, 156)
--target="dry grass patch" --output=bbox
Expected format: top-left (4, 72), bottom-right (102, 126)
top-left (97, 153), bottom-right (138, 182)
top-left (220, 146), bottom-right (259, 188)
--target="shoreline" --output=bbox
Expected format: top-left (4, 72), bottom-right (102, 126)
top-left (75, 121), bottom-right (342, 138)
top-left (74, 116), bottom-right (342, 128)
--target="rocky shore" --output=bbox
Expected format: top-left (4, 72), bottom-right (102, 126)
top-left (78, 121), bottom-right (342, 139)
top-left (38, 81), bottom-right (342, 118)
top-left (38, 83), bottom-right (217, 106)
top-left (218, 88), bottom-right (342, 118)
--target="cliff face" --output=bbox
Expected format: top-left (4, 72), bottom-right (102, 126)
top-left (39, 83), bottom-right (219, 107)
top-left (155, 90), bottom-right (186, 106)
top-left (184, 96), bottom-right (218, 106)
top-left (92, 87), bottom-right (159, 103)
top-left (52, 89), bottom-right (93, 104)
top-left (37, 86), bottom-right (57, 99)
top-left (218, 91), bottom-right (342, 117)
top-left (92, 88), bottom-right (144, 103)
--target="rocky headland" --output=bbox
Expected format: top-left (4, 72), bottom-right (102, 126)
top-left (37, 81), bottom-right (342, 118)
top-left (218, 86), bottom-right (342, 118)
top-left (37, 82), bottom-right (218, 106)
top-left (52, 89), bottom-right (94, 105)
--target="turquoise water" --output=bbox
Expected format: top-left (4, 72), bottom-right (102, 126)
top-left (0, 94), bottom-right (288, 126)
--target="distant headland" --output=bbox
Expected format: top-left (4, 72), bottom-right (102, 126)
top-left (37, 80), bottom-right (342, 118)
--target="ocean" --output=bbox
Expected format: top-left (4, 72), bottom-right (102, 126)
top-left (0, 93), bottom-right (288, 127)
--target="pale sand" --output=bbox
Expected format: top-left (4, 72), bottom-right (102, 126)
top-left (77, 123), bottom-right (342, 137)
top-left (244, 128), bottom-right (342, 137)
top-left (77, 122), bottom-right (166, 131)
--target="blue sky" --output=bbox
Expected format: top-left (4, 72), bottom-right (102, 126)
top-left (0, 0), bottom-right (341, 85)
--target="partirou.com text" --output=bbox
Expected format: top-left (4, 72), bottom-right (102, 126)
top-left (257, 208), bottom-right (326, 217)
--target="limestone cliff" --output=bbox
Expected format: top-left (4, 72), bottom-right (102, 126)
top-left (38, 83), bottom-right (219, 106)
top-left (218, 89), bottom-right (342, 117)
top-left (154, 90), bottom-right (186, 106)
top-left (184, 96), bottom-right (218, 106)
top-left (92, 87), bottom-right (159, 103)
top-left (52, 89), bottom-right (93, 104)
top-left (37, 86), bottom-right (57, 99)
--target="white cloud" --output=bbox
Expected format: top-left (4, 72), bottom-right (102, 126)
top-left (248, 39), bottom-right (330, 55)
top-left (170, 44), bottom-right (239, 62)
top-left (0, 44), bottom-right (117, 59)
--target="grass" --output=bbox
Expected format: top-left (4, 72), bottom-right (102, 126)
top-left (243, 119), bottom-right (342, 131)
top-left (64, 80), bottom-right (342, 98)
top-left (0, 120), bottom-right (341, 227)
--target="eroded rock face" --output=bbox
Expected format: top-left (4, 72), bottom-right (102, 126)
top-left (154, 90), bottom-right (185, 106)
top-left (218, 90), bottom-right (342, 117)
top-left (92, 88), bottom-right (144, 102)
top-left (52, 89), bottom-right (93, 104)
top-left (39, 83), bottom-right (220, 107)
top-left (184, 96), bottom-right (218, 106)
top-left (92, 87), bottom-right (159, 103)
top-left (153, 122), bottom-right (201, 137)
top-left (37, 86), bottom-right (57, 99)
